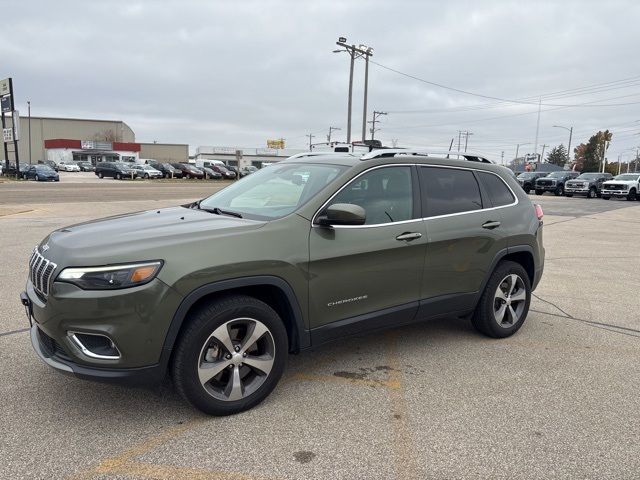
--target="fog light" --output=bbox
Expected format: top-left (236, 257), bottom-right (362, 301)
top-left (68, 332), bottom-right (121, 360)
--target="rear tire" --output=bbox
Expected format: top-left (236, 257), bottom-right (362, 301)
top-left (523, 187), bottom-right (531, 194)
top-left (172, 295), bottom-right (287, 416)
top-left (471, 261), bottom-right (531, 338)
top-left (535, 190), bottom-right (544, 195)
top-left (116, 173), bottom-right (122, 180)
top-left (98, 172), bottom-right (104, 179)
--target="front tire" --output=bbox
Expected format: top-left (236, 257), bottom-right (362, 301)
top-left (98, 172), bottom-right (104, 179)
top-left (587, 187), bottom-right (597, 199)
top-left (471, 261), bottom-right (531, 338)
top-left (535, 190), bottom-right (543, 195)
top-left (554, 185), bottom-right (564, 196)
top-left (565, 193), bottom-right (573, 197)
top-left (116, 173), bottom-right (122, 180)
top-left (602, 196), bottom-right (610, 200)
top-left (172, 295), bottom-right (287, 416)
top-left (35, 175), bottom-right (40, 181)
top-left (627, 189), bottom-right (636, 201)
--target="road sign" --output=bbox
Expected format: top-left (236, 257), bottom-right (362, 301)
top-left (1, 96), bottom-right (10, 113)
top-left (3, 128), bottom-right (14, 143)
top-left (0, 78), bottom-right (10, 97)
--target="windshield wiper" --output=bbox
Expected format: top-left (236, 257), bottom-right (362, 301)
top-left (190, 200), bottom-right (243, 218)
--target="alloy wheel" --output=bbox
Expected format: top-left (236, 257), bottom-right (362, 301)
top-left (197, 318), bottom-right (275, 402)
top-left (493, 274), bottom-right (527, 328)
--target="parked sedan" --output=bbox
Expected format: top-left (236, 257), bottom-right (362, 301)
top-left (201, 166), bottom-right (223, 179)
top-left (171, 163), bottom-right (205, 179)
top-left (58, 161), bottom-right (81, 172)
top-left (210, 164), bottom-right (236, 179)
top-left (154, 163), bottom-right (182, 178)
top-left (76, 161), bottom-right (95, 172)
top-left (240, 165), bottom-right (258, 177)
top-left (131, 164), bottom-right (163, 179)
top-left (24, 164), bottom-right (60, 182)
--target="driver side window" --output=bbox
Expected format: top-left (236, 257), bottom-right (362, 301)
top-left (328, 166), bottom-right (413, 225)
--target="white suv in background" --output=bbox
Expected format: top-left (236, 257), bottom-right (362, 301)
top-left (601, 173), bottom-right (640, 201)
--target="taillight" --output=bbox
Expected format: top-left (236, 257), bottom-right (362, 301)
top-left (534, 204), bottom-right (544, 220)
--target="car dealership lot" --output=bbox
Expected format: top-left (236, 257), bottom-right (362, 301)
top-left (1, 185), bottom-right (639, 479)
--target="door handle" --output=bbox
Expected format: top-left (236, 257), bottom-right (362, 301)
top-left (396, 232), bottom-right (422, 241)
top-left (482, 220), bottom-right (501, 229)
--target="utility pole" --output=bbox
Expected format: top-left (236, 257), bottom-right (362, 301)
top-left (305, 133), bottom-right (315, 151)
top-left (360, 46), bottom-right (373, 142)
top-left (368, 111), bottom-right (387, 140)
top-left (463, 131), bottom-right (473, 152)
top-left (457, 131), bottom-right (462, 151)
top-left (553, 125), bottom-right (573, 164)
top-left (533, 97), bottom-right (541, 161)
top-left (515, 143), bottom-right (531, 161)
top-left (27, 101), bottom-right (31, 164)
top-left (540, 144), bottom-right (548, 162)
top-left (617, 154), bottom-right (622, 175)
top-left (501, 151), bottom-right (505, 165)
top-left (327, 126), bottom-right (341, 144)
top-left (601, 139), bottom-right (609, 173)
top-left (334, 38), bottom-right (373, 144)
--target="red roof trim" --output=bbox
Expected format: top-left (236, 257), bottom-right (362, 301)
top-left (44, 139), bottom-right (82, 149)
top-left (113, 142), bottom-right (141, 152)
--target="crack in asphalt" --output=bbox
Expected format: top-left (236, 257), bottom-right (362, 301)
top-left (532, 294), bottom-right (640, 338)
top-left (0, 327), bottom-right (29, 338)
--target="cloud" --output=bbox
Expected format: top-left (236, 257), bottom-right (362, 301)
top-left (1, 0), bottom-right (638, 159)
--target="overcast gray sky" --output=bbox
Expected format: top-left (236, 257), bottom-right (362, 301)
top-left (1, 0), bottom-right (639, 161)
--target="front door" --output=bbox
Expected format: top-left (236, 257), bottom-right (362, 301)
top-left (308, 165), bottom-right (426, 336)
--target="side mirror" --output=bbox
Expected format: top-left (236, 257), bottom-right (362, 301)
top-left (317, 203), bottom-right (366, 227)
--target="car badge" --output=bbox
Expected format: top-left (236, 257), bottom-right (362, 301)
top-left (41, 244), bottom-right (49, 252)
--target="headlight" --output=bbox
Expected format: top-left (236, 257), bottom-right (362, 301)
top-left (57, 261), bottom-right (162, 290)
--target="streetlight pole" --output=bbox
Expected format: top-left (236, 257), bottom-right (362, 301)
top-left (327, 126), bottom-right (341, 144)
top-left (27, 100), bottom-right (31, 164)
top-left (552, 125), bottom-right (573, 163)
top-left (360, 45), bottom-right (373, 142)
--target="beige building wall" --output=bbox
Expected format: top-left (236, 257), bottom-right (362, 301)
top-left (139, 143), bottom-right (188, 163)
top-left (2, 116), bottom-right (134, 163)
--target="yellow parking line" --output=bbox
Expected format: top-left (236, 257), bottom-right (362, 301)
top-left (94, 460), bottom-right (277, 480)
top-left (385, 332), bottom-right (419, 480)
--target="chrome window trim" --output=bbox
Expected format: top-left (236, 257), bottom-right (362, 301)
top-left (311, 163), bottom-right (417, 229)
top-left (67, 332), bottom-right (122, 360)
top-left (311, 163), bottom-right (519, 229)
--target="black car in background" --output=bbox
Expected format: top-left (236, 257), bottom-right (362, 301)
top-left (516, 171), bottom-right (547, 194)
top-left (240, 165), bottom-right (258, 177)
top-left (171, 163), bottom-right (204, 179)
top-left (95, 162), bottom-right (138, 180)
top-left (201, 166), bottom-right (223, 179)
top-left (24, 164), bottom-right (60, 181)
top-left (154, 162), bottom-right (182, 178)
top-left (211, 164), bottom-right (236, 179)
top-left (76, 161), bottom-right (95, 172)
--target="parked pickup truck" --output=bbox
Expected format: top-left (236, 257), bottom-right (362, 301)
top-left (516, 171), bottom-right (547, 194)
top-left (601, 173), bottom-right (640, 201)
top-left (534, 171), bottom-right (580, 196)
top-left (564, 172), bottom-right (613, 198)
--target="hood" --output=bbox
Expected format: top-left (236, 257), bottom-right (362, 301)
top-left (603, 180), bottom-right (636, 186)
top-left (39, 206), bottom-right (264, 268)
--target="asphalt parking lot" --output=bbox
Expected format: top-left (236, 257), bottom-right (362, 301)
top-left (1, 180), bottom-right (639, 479)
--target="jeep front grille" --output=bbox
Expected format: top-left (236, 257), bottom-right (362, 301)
top-left (28, 248), bottom-right (57, 297)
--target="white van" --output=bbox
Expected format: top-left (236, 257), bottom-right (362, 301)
top-left (195, 159), bottom-right (225, 169)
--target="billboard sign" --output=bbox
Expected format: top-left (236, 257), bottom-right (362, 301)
top-left (267, 138), bottom-right (285, 149)
top-left (81, 140), bottom-right (95, 150)
top-left (0, 78), bottom-right (10, 97)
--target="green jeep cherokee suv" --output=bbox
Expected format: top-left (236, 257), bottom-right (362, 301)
top-left (22, 150), bottom-right (545, 415)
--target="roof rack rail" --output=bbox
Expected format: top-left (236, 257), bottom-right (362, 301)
top-left (360, 149), bottom-right (493, 164)
top-left (287, 152), bottom-right (359, 160)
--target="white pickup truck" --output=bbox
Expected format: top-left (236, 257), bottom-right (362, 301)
top-left (601, 173), bottom-right (640, 201)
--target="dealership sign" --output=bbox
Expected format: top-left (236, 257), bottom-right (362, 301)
top-left (3, 128), bottom-right (13, 143)
top-left (0, 78), bottom-right (10, 97)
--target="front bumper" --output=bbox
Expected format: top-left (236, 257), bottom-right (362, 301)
top-left (29, 324), bottom-right (164, 384)
top-left (564, 186), bottom-right (589, 194)
top-left (535, 184), bottom-right (557, 191)
top-left (22, 274), bottom-right (182, 383)
top-left (601, 189), bottom-right (629, 197)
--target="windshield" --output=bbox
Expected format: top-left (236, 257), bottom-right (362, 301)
top-left (614, 174), bottom-right (640, 181)
top-left (199, 162), bottom-right (347, 220)
top-left (546, 172), bottom-right (568, 178)
top-left (36, 166), bottom-right (54, 172)
top-left (577, 173), bottom-right (602, 179)
top-left (517, 173), bottom-right (536, 179)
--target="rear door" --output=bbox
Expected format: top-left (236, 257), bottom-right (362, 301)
top-left (418, 166), bottom-right (511, 315)
top-left (308, 165), bottom-right (426, 335)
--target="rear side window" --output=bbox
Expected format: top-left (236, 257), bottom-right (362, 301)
top-left (477, 172), bottom-right (515, 207)
top-left (420, 167), bottom-right (482, 217)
